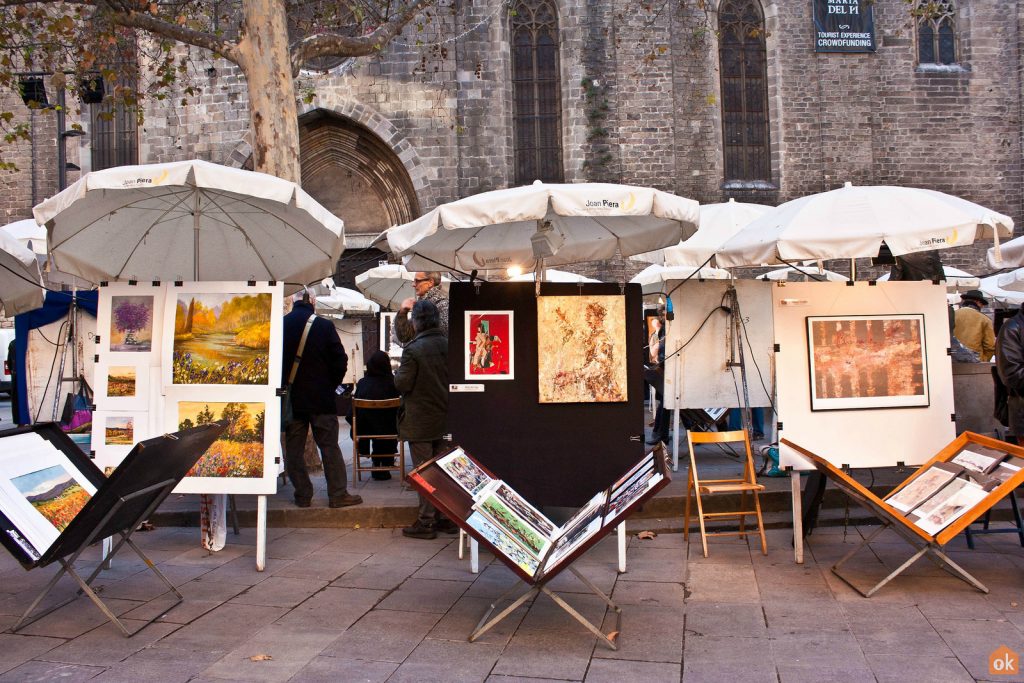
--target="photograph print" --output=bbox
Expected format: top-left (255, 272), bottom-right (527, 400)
top-left (537, 295), bottom-right (628, 403)
top-left (476, 492), bottom-right (552, 557)
top-left (465, 311), bottom-right (514, 380)
top-left (11, 465), bottom-right (91, 533)
top-left (171, 290), bottom-right (273, 385)
top-left (467, 512), bottom-right (539, 576)
top-left (437, 449), bottom-right (492, 497)
top-left (109, 295), bottom-right (155, 352)
top-left (884, 462), bottom-right (961, 514)
top-left (911, 478), bottom-right (988, 537)
top-left (177, 401), bottom-right (266, 478)
top-left (807, 314), bottom-right (929, 411)
top-left (544, 502), bottom-right (603, 571)
top-left (492, 482), bottom-right (557, 537)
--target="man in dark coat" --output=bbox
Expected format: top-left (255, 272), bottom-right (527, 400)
top-left (997, 305), bottom-right (1024, 444)
top-left (394, 299), bottom-right (452, 539)
top-left (282, 291), bottom-right (362, 508)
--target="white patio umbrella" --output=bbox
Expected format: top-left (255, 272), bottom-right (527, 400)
top-left (387, 181), bottom-right (700, 274)
top-left (1, 218), bottom-right (47, 256)
top-left (0, 229), bottom-right (44, 315)
top-left (979, 272), bottom-right (1024, 307)
top-left (315, 286), bottom-right (380, 317)
top-left (630, 264), bottom-right (730, 295)
top-left (716, 182), bottom-right (1013, 269)
top-left (508, 268), bottom-right (601, 283)
top-left (34, 159), bottom-right (344, 289)
top-left (355, 264), bottom-right (451, 310)
top-left (632, 198), bottom-right (772, 267)
top-left (876, 265), bottom-right (979, 292)
top-left (988, 234), bottom-right (1024, 269)
top-left (760, 266), bottom-right (848, 282)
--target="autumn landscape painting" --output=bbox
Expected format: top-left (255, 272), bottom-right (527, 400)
top-left (172, 292), bottom-right (271, 385)
top-left (104, 415), bottom-right (134, 445)
top-left (12, 465), bottom-right (91, 532)
top-left (106, 366), bottom-right (136, 397)
top-left (178, 401), bottom-right (265, 478)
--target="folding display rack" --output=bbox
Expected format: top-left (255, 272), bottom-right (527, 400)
top-left (0, 422), bottom-right (224, 636)
top-left (408, 445), bottom-right (671, 649)
top-left (784, 432), bottom-right (1024, 598)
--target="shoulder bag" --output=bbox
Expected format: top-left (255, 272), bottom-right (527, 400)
top-left (281, 314), bottom-right (316, 428)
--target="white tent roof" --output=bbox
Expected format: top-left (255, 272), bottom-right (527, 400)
top-left (630, 264), bottom-right (730, 294)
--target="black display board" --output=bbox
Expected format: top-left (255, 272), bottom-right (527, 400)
top-left (813, 0), bottom-right (876, 53)
top-left (447, 281), bottom-right (644, 507)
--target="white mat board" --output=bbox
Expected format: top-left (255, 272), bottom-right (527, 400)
top-left (663, 279), bottom-right (774, 409)
top-left (775, 281), bottom-right (955, 470)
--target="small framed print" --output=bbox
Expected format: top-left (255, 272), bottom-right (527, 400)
top-left (91, 410), bottom-right (149, 469)
top-left (806, 314), bottom-right (929, 411)
top-left (95, 362), bottom-right (150, 410)
top-left (95, 282), bottom-right (164, 357)
top-left (465, 311), bottom-right (514, 380)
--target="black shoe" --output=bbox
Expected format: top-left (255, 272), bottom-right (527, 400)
top-left (294, 498), bottom-right (311, 508)
top-left (329, 493), bottom-right (363, 508)
top-left (435, 519), bottom-right (459, 535)
top-left (402, 522), bottom-right (437, 540)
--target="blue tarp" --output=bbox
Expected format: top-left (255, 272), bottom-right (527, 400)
top-left (13, 291), bottom-right (97, 424)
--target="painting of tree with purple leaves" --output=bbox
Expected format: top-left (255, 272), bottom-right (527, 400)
top-left (110, 296), bottom-right (154, 352)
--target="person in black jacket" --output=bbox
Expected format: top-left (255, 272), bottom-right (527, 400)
top-left (282, 291), bottom-right (362, 508)
top-left (345, 350), bottom-right (400, 480)
top-left (997, 305), bottom-right (1024, 444)
top-left (395, 299), bottom-right (452, 539)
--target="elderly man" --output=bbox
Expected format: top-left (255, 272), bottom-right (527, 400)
top-left (395, 299), bottom-right (453, 539)
top-left (954, 290), bottom-right (996, 362)
top-left (394, 271), bottom-right (448, 346)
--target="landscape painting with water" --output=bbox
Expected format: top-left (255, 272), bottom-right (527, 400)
top-left (172, 292), bottom-right (272, 385)
top-left (11, 465), bottom-right (91, 532)
top-left (177, 401), bottom-right (265, 478)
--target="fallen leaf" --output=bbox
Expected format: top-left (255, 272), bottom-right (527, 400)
top-left (249, 654), bottom-right (273, 662)
top-left (637, 530), bottom-right (657, 540)
top-left (1013, 602), bottom-right (1019, 608)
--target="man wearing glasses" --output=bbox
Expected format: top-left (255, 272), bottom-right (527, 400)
top-left (394, 271), bottom-right (449, 346)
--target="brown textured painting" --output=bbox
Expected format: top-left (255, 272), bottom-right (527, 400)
top-left (537, 295), bottom-right (628, 403)
top-left (807, 314), bottom-right (929, 411)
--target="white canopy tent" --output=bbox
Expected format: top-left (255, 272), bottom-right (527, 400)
top-left (630, 264), bottom-right (730, 295)
top-left (355, 264), bottom-right (451, 311)
top-left (716, 182), bottom-right (1013, 269)
top-left (877, 265), bottom-right (980, 292)
top-left (387, 181), bottom-right (700, 274)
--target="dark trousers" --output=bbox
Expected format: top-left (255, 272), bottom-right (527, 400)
top-left (285, 413), bottom-right (349, 503)
top-left (410, 439), bottom-right (447, 526)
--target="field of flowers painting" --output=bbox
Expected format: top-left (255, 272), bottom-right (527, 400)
top-left (107, 366), bottom-right (136, 397)
top-left (172, 292), bottom-right (271, 385)
top-left (178, 401), bottom-right (265, 477)
top-left (12, 465), bottom-right (91, 532)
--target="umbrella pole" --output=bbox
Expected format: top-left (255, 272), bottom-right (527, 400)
top-left (850, 258), bottom-right (857, 282)
top-left (193, 188), bottom-right (200, 281)
top-left (535, 256), bottom-right (544, 297)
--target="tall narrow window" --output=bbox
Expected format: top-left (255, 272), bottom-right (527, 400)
top-left (916, 1), bottom-right (957, 65)
top-left (511, 0), bottom-right (563, 184)
top-left (89, 72), bottom-right (138, 171)
top-left (718, 0), bottom-right (771, 183)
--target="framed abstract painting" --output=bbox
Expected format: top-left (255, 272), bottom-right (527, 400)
top-left (806, 314), bottom-right (929, 411)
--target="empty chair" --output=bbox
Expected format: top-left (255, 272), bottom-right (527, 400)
top-left (684, 429), bottom-right (767, 557)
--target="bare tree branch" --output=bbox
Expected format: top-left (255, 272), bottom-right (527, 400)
top-left (98, 2), bottom-right (241, 63)
top-left (289, 0), bottom-right (430, 75)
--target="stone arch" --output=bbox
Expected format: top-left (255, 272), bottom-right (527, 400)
top-left (227, 102), bottom-right (433, 236)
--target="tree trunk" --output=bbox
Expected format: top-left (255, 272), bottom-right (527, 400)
top-left (237, 0), bottom-right (301, 183)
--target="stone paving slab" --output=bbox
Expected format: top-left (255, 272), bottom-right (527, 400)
top-left (2, 524), bottom-right (1024, 681)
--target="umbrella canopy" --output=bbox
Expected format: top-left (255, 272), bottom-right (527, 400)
top-left (0, 229), bottom-right (44, 315)
top-left (877, 265), bottom-right (979, 292)
top-left (630, 264), bottom-right (730, 295)
top-left (508, 268), bottom-right (601, 283)
top-left (1, 218), bottom-right (47, 256)
top-left (387, 181), bottom-right (700, 273)
top-left (715, 182), bottom-right (1014, 268)
top-left (760, 266), bottom-right (848, 282)
top-left (355, 264), bottom-right (452, 310)
top-left (979, 272), bottom-right (1024, 307)
top-left (315, 287), bottom-right (380, 317)
top-left (632, 198), bottom-right (772, 267)
top-left (34, 159), bottom-right (344, 288)
top-left (988, 234), bottom-right (1024, 269)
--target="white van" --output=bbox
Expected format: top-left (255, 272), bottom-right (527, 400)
top-left (0, 328), bottom-right (15, 397)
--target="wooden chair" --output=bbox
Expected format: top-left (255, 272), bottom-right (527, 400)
top-left (684, 429), bottom-right (767, 557)
top-left (350, 398), bottom-right (405, 482)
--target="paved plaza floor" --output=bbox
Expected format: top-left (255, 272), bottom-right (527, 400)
top-left (1, 522), bottom-right (1023, 682)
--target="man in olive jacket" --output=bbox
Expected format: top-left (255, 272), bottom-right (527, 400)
top-left (395, 299), bottom-right (451, 539)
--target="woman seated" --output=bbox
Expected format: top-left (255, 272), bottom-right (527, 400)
top-left (345, 350), bottom-right (400, 480)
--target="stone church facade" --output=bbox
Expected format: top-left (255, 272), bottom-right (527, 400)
top-left (1, 0), bottom-right (1021, 282)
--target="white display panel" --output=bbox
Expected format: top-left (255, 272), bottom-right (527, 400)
top-left (663, 279), bottom-right (774, 409)
top-left (775, 281), bottom-right (955, 470)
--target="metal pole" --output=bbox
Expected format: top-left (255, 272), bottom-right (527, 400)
top-left (57, 87), bottom-right (67, 190)
top-left (193, 188), bottom-right (201, 281)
